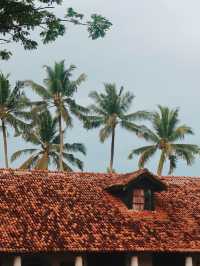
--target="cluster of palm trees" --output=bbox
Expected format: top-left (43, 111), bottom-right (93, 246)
top-left (0, 61), bottom-right (199, 175)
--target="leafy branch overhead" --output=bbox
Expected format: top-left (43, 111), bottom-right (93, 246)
top-left (0, 1), bottom-right (112, 59)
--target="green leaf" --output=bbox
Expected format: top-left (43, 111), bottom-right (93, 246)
top-left (62, 152), bottom-right (84, 171)
top-left (64, 143), bottom-right (86, 155)
top-left (24, 80), bottom-right (51, 99)
top-left (0, 50), bottom-right (12, 60)
top-left (11, 149), bottom-right (37, 163)
top-left (99, 125), bottom-right (112, 142)
top-left (87, 14), bottom-right (112, 39)
top-left (19, 154), bottom-right (40, 169)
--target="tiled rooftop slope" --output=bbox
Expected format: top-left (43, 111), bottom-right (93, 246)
top-left (0, 168), bottom-right (200, 253)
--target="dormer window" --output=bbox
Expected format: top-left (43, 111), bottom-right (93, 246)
top-left (106, 169), bottom-right (167, 212)
top-left (133, 189), bottom-right (154, 211)
top-left (133, 189), bottom-right (144, 211)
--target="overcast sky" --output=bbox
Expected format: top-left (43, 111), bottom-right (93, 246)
top-left (1, 0), bottom-right (200, 175)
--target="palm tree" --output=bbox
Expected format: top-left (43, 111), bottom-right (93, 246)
top-left (0, 72), bottom-right (30, 168)
top-left (129, 105), bottom-right (199, 175)
top-left (11, 110), bottom-right (86, 171)
top-left (24, 60), bottom-right (88, 171)
top-left (84, 83), bottom-right (150, 172)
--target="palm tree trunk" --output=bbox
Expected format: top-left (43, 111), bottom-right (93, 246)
top-left (2, 120), bottom-right (9, 168)
top-left (157, 150), bottom-right (165, 175)
top-left (58, 114), bottom-right (64, 171)
top-left (109, 127), bottom-right (115, 172)
top-left (35, 151), bottom-right (49, 170)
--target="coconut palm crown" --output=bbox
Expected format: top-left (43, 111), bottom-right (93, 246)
top-left (84, 83), bottom-right (150, 172)
top-left (0, 72), bottom-right (30, 168)
top-left (129, 105), bottom-right (200, 175)
top-left (24, 60), bottom-right (88, 171)
top-left (11, 110), bottom-right (86, 171)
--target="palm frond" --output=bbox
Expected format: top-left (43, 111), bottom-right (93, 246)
top-left (170, 125), bottom-right (194, 141)
top-left (6, 113), bottom-right (31, 135)
top-left (13, 111), bottom-right (33, 121)
top-left (62, 160), bottom-right (73, 172)
top-left (22, 131), bottom-right (42, 145)
top-left (168, 155), bottom-right (177, 175)
top-left (128, 145), bottom-right (157, 159)
top-left (44, 65), bottom-right (55, 82)
top-left (153, 106), bottom-right (180, 139)
top-left (83, 115), bottom-right (104, 129)
top-left (59, 103), bottom-right (73, 128)
top-left (38, 110), bottom-right (57, 143)
top-left (172, 144), bottom-right (200, 165)
top-left (66, 64), bottom-right (76, 73)
top-left (74, 73), bottom-right (87, 86)
top-left (11, 148), bottom-right (38, 162)
top-left (120, 120), bottom-right (141, 134)
top-left (89, 91), bottom-right (103, 105)
top-left (173, 143), bottom-right (200, 153)
top-left (167, 107), bottom-right (179, 136)
top-left (35, 152), bottom-right (49, 170)
top-left (19, 154), bottom-right (40, 169)
top-left (89, 104), bottom-right (107, 116)
top-left (70, 102), bottom-right (90, 116)
top-left (119, 91), bottom-right (134, 113)
top-left (50, 152), bottom-right (73, 172)
top-left (137, 146), bottom-right (157, 168)
top-left (62, 153), bottom-right (84, 171)
top-left (152, 111), bottom-right (162, 137)
top-left (0, 73), bottom-right (10, 105)
top-left (65, 98), bottom-right (90, 117)
top-left (24, 80), bottom-right (51, 99)
top-left (99, 125), bottom-right (112, 142)
top-left (120, 121), bottom-right (154, 141)
top-left (64, 143), bottom-right (86, 155)
top-left (7, 81), bottom-right (28, 109)
top-left (122, 111), bottom-right (152, 121)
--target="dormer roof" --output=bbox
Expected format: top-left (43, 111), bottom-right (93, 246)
top-left (106, 168), bottom-right (167, 192)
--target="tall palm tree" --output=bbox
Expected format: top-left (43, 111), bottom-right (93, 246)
top-left (129, 105), bottom-right (199, 175)
top-left (24, 60), bottom-right (88, 171)
top-left (11, 110), bottom-right (86, 171)
top-left (0, 72), bottom-right (30, 168)
top-left (84, 83), bottom-right (150, 172)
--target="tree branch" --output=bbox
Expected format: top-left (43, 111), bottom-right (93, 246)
top-left (36, 6), bottom-right (55, 10)
top-left (0, 38), bottom-right (10, 43)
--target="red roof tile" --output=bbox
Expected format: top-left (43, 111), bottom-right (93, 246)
top-left (106, 168), bottom-right (167, 191)
top-left (0, 168), bottom-right (200, 253)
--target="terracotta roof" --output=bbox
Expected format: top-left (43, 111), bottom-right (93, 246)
top-left (0, 168), bottom-right (200, 253)
top-left (106, 168), bottom-right (167, 191)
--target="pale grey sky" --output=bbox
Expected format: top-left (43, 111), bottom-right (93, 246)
top-left (1, 0), bottom-right (200, 175)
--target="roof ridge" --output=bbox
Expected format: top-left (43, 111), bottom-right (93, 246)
top-left (162, 175), bottom-right (200, 179)
top-left (0, 168), bottom-right (200, 180)
top-left (0, 168), bottom-right (100, 174)
top-left (0, 168), bottom-right (120, 177)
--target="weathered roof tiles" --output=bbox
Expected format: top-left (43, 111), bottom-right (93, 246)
top-left (0, 168), bottom-right (200, 253)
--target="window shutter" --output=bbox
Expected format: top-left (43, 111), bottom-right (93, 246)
top-left (133, 189), bottom-right (145, 211)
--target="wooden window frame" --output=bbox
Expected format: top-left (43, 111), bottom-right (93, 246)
top-left (132, 188), bottom-right (154, 211)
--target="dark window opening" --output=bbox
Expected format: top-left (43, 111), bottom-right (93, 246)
top-left (144, 189), bottom-right (154, 210)
top-left (153, 253), bottom-right (185, 266)
top-left (133, 189), bottom-right (154, 211)
top-left (133, 189), bottom-right (144, 210)
top-left (87, 253), bottom-right (126, 266)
